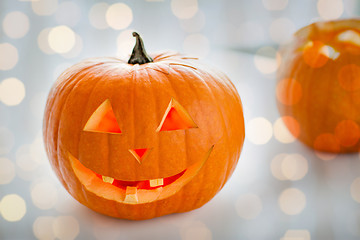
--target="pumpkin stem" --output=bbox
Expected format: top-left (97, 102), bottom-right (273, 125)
top-left (128, 32), bottom-right (153, 65)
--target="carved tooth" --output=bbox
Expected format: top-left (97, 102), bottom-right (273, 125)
top-left (124, 186), bottom-right (138, 203)
top-left (102, 176), bottom-right (114, 184)
top-left (149, 178), bottom-right (164, 187)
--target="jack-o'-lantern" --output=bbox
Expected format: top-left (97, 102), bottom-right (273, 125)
top-left (43, 32), bottom-right (245, 220)
top-left (277, 19), bottom-right (360, 153)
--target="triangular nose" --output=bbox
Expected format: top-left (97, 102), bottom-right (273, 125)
top-left (129, 148), bottom-right (150, 164)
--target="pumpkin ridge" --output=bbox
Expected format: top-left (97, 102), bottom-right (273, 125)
top-left (56, 64), bottom-right (101, 153)
top-left (144, 68), bottom-right (161, 217)
top-left (190, 68), bottom-right (233, 190)
top-left (55, 69), bottom-right (93, 190)
top-left (169, 69), bottom-right (194, 212)
top-left (130, 66), bottom-right (138, 180)
top-left (77, 67), bottom-right (115, 177)
top-left (45, 63), bottom-right (94, 156)
top-left (158, 65), bottom-right (183, 177)
top-left (206, 68), bottom-right (245, 179)
top-left (142, 68), bottom-right (160, 179)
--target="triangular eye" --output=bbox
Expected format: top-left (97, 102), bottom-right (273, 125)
top-left (83, 99), bottom-right (122, 133)
top-left (157, 99), bottom-right (198, 132)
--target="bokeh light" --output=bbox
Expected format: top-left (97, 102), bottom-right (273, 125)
top-left (105, 3), bottom-right (133, 30)
top-left (315, 151), bottom-right (337, 161)
top-left (276, 78), bottom-right (302, 105)
top-left (271, 154), bottom-right (308, 181)
top-left (33, 216), bottom-right (56, 240)
top-left (183, 33), bottom-right (210, 58)
top-left (262, 0), bottom-right (288, 11)
top-left (53, 216), bottom-right (80, 240)
top-left (281, 230), bottom-right (311, 240)
top-left (0, 194), bottom-right (27, 222)
top-left (334, 120), bottom-right (360, 147)
top-left (171, 0), bottom-right (198, 19)
top-left (31, 181), bottom-right (58, 210)
top-left (278, 188), bottom-right (306, 215)
top-left (273, 116), bottom-right (300, 143)
top-left (247, 117), bottom-right (273, 145)
top-left (235, 194), bottom-right (263, 219)
top-left (0, 157), bottom-right (15, 184)
top-left (89, 2), bottom-right (110, 29)
top-left (48, 26), bottom-right (76, 54)
top-left (317, 0), bottom-right (344, 20)
top-left (0, 43), bottom-right (18, 70)
top-left (2, 11), bottom-right (30, 39)
top-left (0, 78), bottom-right (26, 106)
top-left (38, 28), bottom-right (55, 54)
top-left (351, 177), bottom-right (360, 203)
top-left (281, 154), bottom-right (308, 181)
top-left (271, 153), bottom-right (288, 180)
top-left (32, 0), bottom-right (58, 16)
top-left (254, 47), bottom-right (281, 74)
top-left (313, 133), bottom-right (340, 152)
top-left (117, 29), bottom-right (136, 60)
top-left (180, 221), bottom-right (212, 240)
top-left (61, 34), bottom-right (83, 59)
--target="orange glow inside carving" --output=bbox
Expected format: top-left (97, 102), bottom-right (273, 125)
top-left (157, 99), bottom-right (197, 131)
top-left (95, 170), bottom-right (186, 190)
top-left (337, 30), bottom-right (360, 47)
top-left (303, 41), bottom-right (329, 68)
top-left (83, 99), bottom-right (121, 133)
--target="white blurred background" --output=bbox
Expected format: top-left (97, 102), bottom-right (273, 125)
top-left (0, 0), bottom-right (360, 239)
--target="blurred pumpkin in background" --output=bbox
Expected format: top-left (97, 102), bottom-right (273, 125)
top-left (43, 32), bottom-right (245, 220)
top-left (277, 19), bottom-right (360, 153)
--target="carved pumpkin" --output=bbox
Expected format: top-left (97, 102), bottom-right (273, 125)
top-left (277, 19), bottom-right (360, 153)
top-left (43, 32), bottom-right (245, 220)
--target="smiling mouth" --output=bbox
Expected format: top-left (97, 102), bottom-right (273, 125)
top-left (68, 146), bottom-right (213, 204)
top-left (97, 169), bottom-right (186, 190)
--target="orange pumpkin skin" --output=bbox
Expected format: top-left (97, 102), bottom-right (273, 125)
top-left (276, 19), bottom-right (360, 153)
top-left (43, 52), bottom-right (245, 220)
